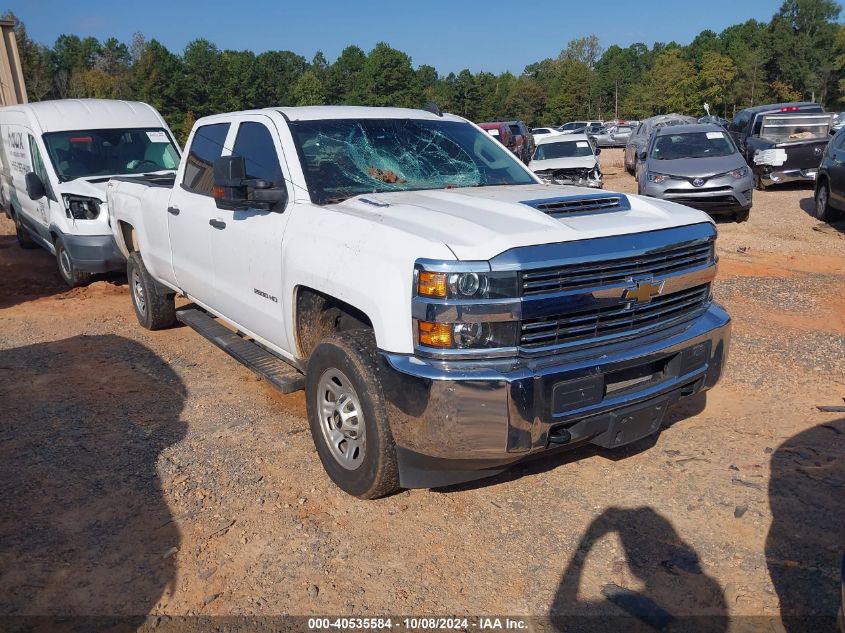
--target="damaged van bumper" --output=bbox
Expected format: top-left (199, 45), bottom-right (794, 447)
top-left (380, 304), bottom-right (730, 488)
top-left (59, 232), bottom-right (125, 273)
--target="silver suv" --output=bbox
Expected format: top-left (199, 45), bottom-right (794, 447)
top-left (637, 123), bottom-right (753, 223)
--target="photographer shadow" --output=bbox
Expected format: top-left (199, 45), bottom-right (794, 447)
top-left (0, 335), bottom-right (186, 626)
top-left (549, 506), bottom-right (727, 632)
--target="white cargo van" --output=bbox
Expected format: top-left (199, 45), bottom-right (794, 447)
top-left (0, 99), bottom-right (181, 286)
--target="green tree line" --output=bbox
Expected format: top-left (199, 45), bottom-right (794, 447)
top-left (9, 0), bottom-right (845, 143)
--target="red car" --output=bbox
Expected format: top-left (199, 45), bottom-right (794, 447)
top-left (478, 122), bottom-right (516, 154)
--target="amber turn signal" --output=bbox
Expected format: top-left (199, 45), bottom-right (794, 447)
top-left (418, 271), bottom-right (447, 298)
top-left (418, 321), bottom-right (453, 348)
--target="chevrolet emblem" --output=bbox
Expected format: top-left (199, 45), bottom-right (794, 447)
top-left (623, 279), bottom-right (665, 304)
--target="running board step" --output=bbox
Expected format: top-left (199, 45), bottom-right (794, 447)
top-left (176, 308), bottom-right (305, 394)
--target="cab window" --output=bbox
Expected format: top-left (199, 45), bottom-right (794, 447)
top-left (231, 121), bottom-right (284, 187)
top-left (182, 123), bottom-right (230, 196)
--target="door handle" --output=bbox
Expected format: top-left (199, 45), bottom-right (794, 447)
top-left (209, 219), bottom-right (226, 229)
top-left (167, 206), bottom-right (180, 216)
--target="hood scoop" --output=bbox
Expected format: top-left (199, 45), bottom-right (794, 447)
top-left (521, 193), bottom-right (631, 218)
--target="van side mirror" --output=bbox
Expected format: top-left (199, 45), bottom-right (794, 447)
top-left (212, 156), bottom-right (286, 211)
top-left (638, 151), bottom-right (648, 161)
top-left (25, 172), bottom-right (46, 200)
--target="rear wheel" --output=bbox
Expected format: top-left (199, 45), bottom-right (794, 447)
top-left (55, 236), bottom-right (91, 287)
top-left (305, 330), bottom-right (399, 499)
top-left (13, 213), bottom-right (38, 249)
top-left (127, 252), bottom-right (176, 330)
top-left (814, 181), bottom-right (841, 222)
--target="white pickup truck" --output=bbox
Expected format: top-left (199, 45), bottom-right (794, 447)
top-left (108, 106), bottom-right (731, 499)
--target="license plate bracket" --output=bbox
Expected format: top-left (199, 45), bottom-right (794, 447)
top-left (592, 398), bottom-right (669, 448)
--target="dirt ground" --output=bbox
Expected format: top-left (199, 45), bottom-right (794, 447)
top-left (0, 148), bottom-right (843, 632)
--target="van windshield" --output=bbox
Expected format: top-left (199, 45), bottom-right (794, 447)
top-left (42, 128), bottom-right (181, 182)
top-left (288, 118), bottom-right (535, 204)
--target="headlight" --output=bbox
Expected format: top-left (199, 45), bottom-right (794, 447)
top-left (416, 270), bottom-right (517, 299)
top-left (647, 172), bottom-right (672, 183)
top-left (62, 194), bottom-right (101, 220)
top-left (418, 320), bottom-right (518, 349)
top-left (728, 167), bottom-right (748, 179)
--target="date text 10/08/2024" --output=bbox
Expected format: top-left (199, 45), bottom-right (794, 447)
top-left (307, 617), bottom-right (529, 630)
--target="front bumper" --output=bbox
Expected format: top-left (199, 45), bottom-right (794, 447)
top-left (380, 303), bottom-right (731, 488)
top-left (643, 177), bottom-right (753, 214)
top-left (60, 233), bottom-right (125, 273)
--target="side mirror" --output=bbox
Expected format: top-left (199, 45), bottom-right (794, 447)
top-left (25, 172), bottom-right (46, 200)
top-left (595, 147), bottom-right (602, 155)
top-left (212, 156), bottom-right (286, 211)
top-left (638, 151), bottom-right (648, 161)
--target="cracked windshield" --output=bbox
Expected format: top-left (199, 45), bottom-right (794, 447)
top-left (289, 118), bottom-right (535, 204)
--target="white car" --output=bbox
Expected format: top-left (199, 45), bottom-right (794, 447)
top-left (530, 127), bottom-right (564, 143)
top-left (0, 99), bottom-right (181, 286)
top-left (529, 133), bottom-right (603, 188)
top-left (108, 105), bottom-right (730, 498)
top-left (557, 120), bottom-right (603, 135)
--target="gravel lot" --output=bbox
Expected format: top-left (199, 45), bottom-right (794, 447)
top-left (0, 148), bottom-right (843, 632)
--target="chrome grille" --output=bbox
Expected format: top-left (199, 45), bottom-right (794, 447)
top-left (520, 284), bottom-right (711, 349)
top-left (521, 240), bottom-right (713, 296)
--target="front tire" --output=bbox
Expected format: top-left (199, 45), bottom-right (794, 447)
top-left (55, 236), bottom-right (91, 287)
top-left (734, 208), bottom-right (750, 222)
top-left (127, 252), bottom-right (176, 330)
top-left (814, 181), bottom-right (840, 221)
top-left (305, 330), bottom-right (399, 499)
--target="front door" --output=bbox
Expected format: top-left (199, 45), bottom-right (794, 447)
top-left (168, 121), bottom-right (232, 308)
top-left (210, 115), bottom-right (294, 354)
top-left (22, 134), bottom-right (54, 240)
top-left (827, 132), bottom-right (845, 206)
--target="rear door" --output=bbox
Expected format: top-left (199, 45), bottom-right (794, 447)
top-left (168, 121), bottom-right (232, 307)
top-left (210, 115), bottom-right (294, 353)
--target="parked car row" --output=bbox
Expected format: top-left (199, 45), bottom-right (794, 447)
top-left (617, 101), bottom-right (842, 224)
top-left (2, 98), bottom-right (733, 499)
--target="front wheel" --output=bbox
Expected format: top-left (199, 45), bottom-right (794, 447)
top-left (55, 236), bottom-right (91, 287)
top-left (305, 330), bottom-right (400, 499)
top-left (814, 181), bottom-right (840, 221)
top-left (127, 252), bottom-right (176, 330)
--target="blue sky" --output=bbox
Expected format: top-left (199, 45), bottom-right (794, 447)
top-left (10, 0), bottom-right (785, 74)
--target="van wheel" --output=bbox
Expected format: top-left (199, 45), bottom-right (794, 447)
top-left (55, 236), bottom-right (91, 287)
top-left (14, 214), bottom-right (38, 249)
top-left (305, 330), bottom-right (400, 499)
top-left (127, 252), bottom-right (176, 330)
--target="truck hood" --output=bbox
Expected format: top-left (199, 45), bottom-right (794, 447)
top-left (647, 155), bottom-right (746, 178)
top-left (332, 185), bottom-right (713, 261)
top-left (529, 156), bottom-right (599, 171)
